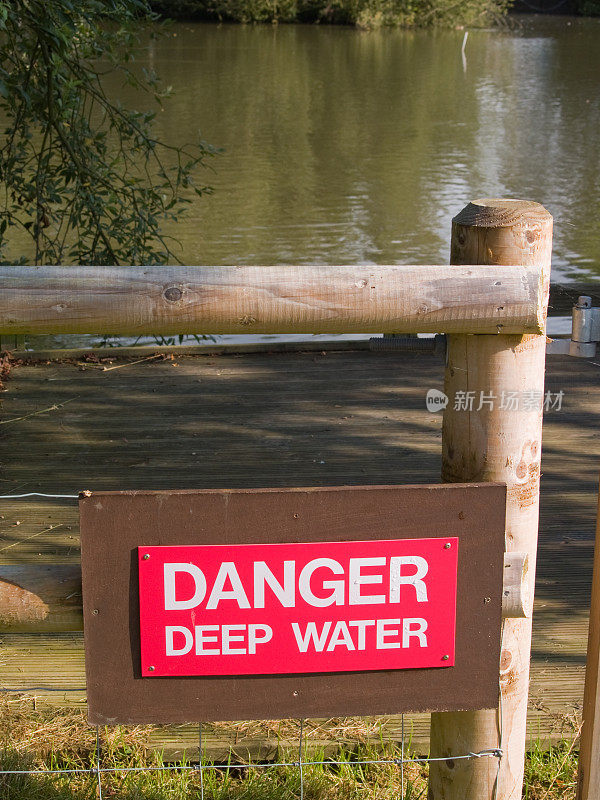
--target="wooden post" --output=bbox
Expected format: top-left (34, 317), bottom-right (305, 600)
top-left (428, 199), bottom-right (553, 800)
top-left (577, 479), bottom-right (600, 800)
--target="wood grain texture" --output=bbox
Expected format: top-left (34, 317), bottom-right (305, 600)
top-left (452, 199), bottom-right (552, 230)
top-left (0, 565), bottom-right (82, 631)
top-left (429, 199), bottom-right (553, 800)
top-left (0, 264), bottom-right (545, 335)
top-left (502, 553), bottom-right (532, 619)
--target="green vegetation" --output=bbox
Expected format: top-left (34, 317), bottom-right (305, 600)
top-left (574, 0), bottom-right (600, 14)
top-left (523, 738), bottom-right (579, 799)
top-left (150, 0), bottom-right (512, 28)
top-left (0, 0), bottom-right (213, 266)
top-left (0, 694), bottom-right (581, 799)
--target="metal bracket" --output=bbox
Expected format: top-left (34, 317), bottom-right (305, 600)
top-left (546, 296), bottom-right (600, 358)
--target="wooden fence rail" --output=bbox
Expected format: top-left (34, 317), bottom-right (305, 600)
top-left (0, 565), bottom-right (82, 632)
top-left (0, 263), bottom-right (545, 336)
top-left (0, 552), bottom-right (531, 634)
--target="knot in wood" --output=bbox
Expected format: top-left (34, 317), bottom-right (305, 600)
top-left (164, 286), bottom-right (183, 302)
top-left (525, 229), bottom-right (537, 243)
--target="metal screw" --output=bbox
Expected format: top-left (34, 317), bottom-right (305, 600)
top-left (442, 655), bottom-right (450, 661)
top-left (444, 542), bottom-right (451, 549)
top-left (148, 666), bottom-right (155, 671)
top-left (92, 609), bottom-right (99, 615)
top-left (293, 690), bottom-right (298, 697)
top-left (143, 554), bottom-right (150, 560)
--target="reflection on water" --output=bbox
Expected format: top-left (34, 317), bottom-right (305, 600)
top-left (145, 15), bottom-right (600, 281)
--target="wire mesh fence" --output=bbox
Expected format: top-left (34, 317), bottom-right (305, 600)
top-left (0, 713), bottom-right (503, 800)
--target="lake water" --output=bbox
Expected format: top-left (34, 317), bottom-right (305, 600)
top-left (145, 15), bottom-right (600, 281)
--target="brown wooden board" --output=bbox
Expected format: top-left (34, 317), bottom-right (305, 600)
top-left (80, 484), bottom-right (505, 725)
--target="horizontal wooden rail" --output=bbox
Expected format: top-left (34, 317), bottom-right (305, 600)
top-left (0, 559), bottom-right (526, 633)
top-left (0, 566), bottom-right (82, 632)
top-left (0, 264), bottom-right (545, 335)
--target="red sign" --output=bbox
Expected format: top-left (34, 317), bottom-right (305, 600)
top-left (138, 537), bottom-right (458, 677)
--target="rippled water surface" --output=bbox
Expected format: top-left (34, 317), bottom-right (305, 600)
top-left (140, 15), bottom-right (600, 280)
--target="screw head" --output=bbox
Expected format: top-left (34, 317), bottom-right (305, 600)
top-left (143, 554), bottom-right (150, 560)
top-left (92, 609), bottom-right (99, 615)
top-left (444, 542), bottom-right (451, 549)
top-left (442, 654), bottom-right (450, 661)
top-left (148, 665), bottom-right (155, 672)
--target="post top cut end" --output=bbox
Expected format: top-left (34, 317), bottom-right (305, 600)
top-left (454, 199), bottom-right (553, 229)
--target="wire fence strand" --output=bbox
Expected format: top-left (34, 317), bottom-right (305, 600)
top-left (299, 718), bottom-right (304, 800)
top-left (0, 492), bottom-right (80, 499)
top-left (0, 748), bottom-right (503, 777)
top-left (198, 723), bottom-right (205, 800)
top-left (401, 713), bottom-right (405, 799)
top-left (95, 726), bottom-right (103, 800)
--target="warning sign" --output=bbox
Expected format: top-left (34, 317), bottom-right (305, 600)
top-left (138, 538), bottom-right (458, 677)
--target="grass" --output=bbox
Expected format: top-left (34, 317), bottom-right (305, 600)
top-left (0, 693), bottom-right (579, 800)
top-left (523, 739), bottom-right (579, 800)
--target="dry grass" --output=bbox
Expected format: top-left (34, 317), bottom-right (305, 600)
top-left (0, 693), bottom-right (579, 800)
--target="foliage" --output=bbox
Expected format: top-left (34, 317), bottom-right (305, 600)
top-left (150, 0), bottom-right (512, 27)
top-left (574, 0), bottom-right (600, 13)
top-left (0, 0), bottom-right (213, 266)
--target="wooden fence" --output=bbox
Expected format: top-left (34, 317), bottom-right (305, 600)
top-left (0, 198), bottom-right (555, 800)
